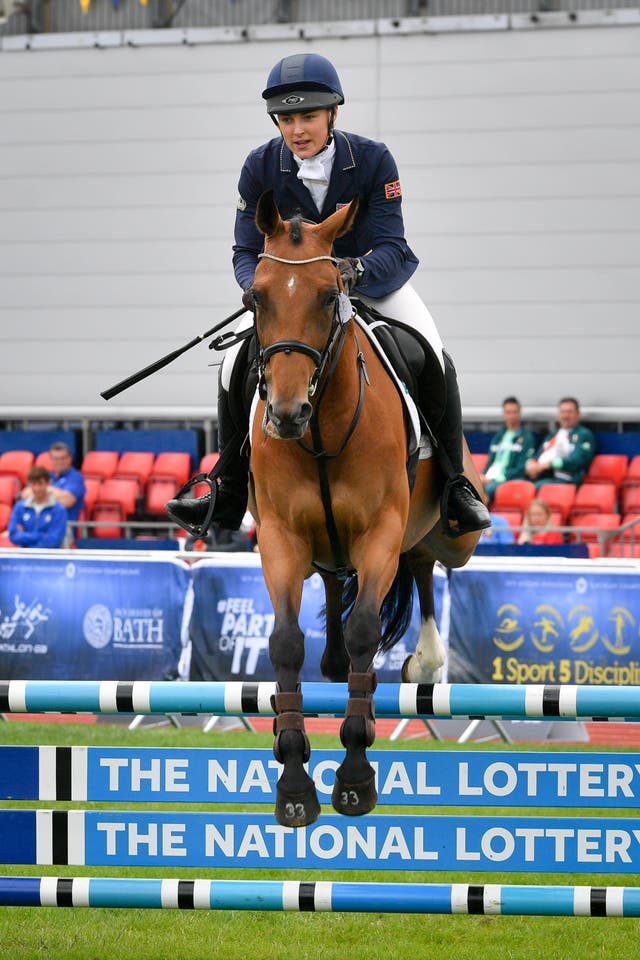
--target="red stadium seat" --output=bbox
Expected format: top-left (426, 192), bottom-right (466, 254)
top-left (81, 477), bottom-right (102, 519)
top-left (145, 479), bottom-right (177, 517)
top-left (623, 455), bottom-right (640, 486)
top-left (149, 452), bottom-right (191, 488)
top-left (35, 451), bottom-right (53, 471)
top-left (622, 485), bottom-right (640, 516)
top-left (93, 478), bottom-right (138, 516)
top-left (608, 543), bottom-right (640, 559)
top-left (494, 508), bottom-right (522, 530)
top-left (90, 505), bottom-right (125, 539)
top-left (192, 453), bottom-right (220, 497)
top-left (0, 502), bottom-right (12, 532)
top-left (621, 514), bottom-right (640, 543)
top-left (536, 483), bottom-right (576, 523)
top-left (471, 452), bottom-right (488, 473)
top-left (492, 480), bottom-right (536, 512)
top-left (583, 454), bottom-right (628, 491)
top-left (81, 450), bottom-right (119, 482)
top-left (113, 452), bottom-right (156, 493)
top-left (0, 450), bottom-right (34, 490)
top-left (0, 477), bottom-right (17, 506)
top-left (569, 513), bottom-right (621, 555)
top-left (570, 482), bottom-right (617, 518)
top-left (199, 452), bottom-right (220, 474)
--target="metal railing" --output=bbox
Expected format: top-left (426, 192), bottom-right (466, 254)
top-left (1, 0), bottom-right (639, 37)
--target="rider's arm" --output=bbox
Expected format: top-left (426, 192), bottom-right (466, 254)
top-left (347, 143), bottom-right (418, 293)
top-left (232, 155), bottom-right (264, 291)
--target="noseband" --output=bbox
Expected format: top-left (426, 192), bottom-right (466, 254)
top-left (255, 252), bottom-right (350, 400)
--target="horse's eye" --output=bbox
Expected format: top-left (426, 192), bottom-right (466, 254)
top-left (323, 290), bottom-right (339, 308)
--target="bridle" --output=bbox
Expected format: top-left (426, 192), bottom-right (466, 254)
top-left (254, 250), bottom-right (370, 579)
top-left (255, 252), bottom-right (348, 402)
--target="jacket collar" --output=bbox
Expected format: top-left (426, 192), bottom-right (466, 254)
top-left (279, 130), bottom-right (357, 218)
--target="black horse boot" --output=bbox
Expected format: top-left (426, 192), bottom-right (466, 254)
top-left (166, 386), bottom-right (249, 537)
top-left (435, 352), bottom-right (491, 539)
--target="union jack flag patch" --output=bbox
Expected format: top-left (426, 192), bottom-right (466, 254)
top-left (384, 180), bottom-right (402, 199)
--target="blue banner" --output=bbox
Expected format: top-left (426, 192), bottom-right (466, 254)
top-left (448, 562), bottom-right (640, 685)
top-left (0, 555), bottom-right (189, 680)
top-left (188, 557), bottom-right (445, 682)
top-left (4, 746), bottom-right (639, 808)
top-left (4, 809), bottom-right (640, 873)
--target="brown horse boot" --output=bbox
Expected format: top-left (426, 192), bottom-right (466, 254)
top-left (166, 386), bottom-right (248, 537)
top-left (436, 352), bottom-right (491, 539)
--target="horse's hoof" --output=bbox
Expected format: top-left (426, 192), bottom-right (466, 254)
top-left (401, 653), bottom-right (442, 684)
top-left (275, 778), bottom-right (321, 828)
top-left (332, 769), bottom-right (377, 816)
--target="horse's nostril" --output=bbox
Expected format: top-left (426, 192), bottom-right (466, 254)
top-left (300, 402), bottom-right (313, 423)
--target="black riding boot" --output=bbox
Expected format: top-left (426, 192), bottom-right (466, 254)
top-left (435, 352), bottom-right (491, 539)
top-left (166, 386), bottom-right (249, 537)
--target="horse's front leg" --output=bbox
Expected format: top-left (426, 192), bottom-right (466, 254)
top-left (261, 528), bottom-right (320, 828)
top-left (332, 527), bottom-right (402, 817)
top-left (319, 571), bottom-right (350, 682)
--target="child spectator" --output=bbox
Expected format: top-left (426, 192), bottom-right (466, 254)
top-left (518, 498), bottom-right (564, 546)
top-left (8, 466), bottom-right (68, 548)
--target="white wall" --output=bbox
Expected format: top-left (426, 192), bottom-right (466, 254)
top-left (0, 24), bottom-right (638, 415)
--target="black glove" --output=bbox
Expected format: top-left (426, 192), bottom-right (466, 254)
top-left (337, 257), bottom-right (362, 293)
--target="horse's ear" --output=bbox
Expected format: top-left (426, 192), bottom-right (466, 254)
top-left (256, 190), bottom-right (285, 238)
top-left (316, 195), bottom-right (359, 244)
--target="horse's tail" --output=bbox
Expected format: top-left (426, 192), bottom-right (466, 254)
top-left (340, 554), bottom-right (414, 654)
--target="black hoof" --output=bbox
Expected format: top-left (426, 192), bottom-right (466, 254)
top-left (275, 776), bottom-right (320, 828)
top-left (332, 768), bottom-right (377, 816)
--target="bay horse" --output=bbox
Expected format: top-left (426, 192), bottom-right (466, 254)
top-left (246, 190), bottom-right (484, 828)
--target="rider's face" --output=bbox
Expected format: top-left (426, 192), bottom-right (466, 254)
top-left (277, 109), bottom-right (334, 159)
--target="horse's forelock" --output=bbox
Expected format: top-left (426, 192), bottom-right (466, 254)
top-left (289, 214), bottom-right (303, 245)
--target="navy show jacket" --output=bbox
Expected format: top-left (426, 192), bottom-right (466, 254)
top-left (232, 129), bottom-right (419, 299)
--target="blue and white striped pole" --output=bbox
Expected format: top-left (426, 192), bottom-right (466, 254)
top-left (1, 877), bottom-right (639, 917)
top-left (1, 680), bottom-right (639, 719)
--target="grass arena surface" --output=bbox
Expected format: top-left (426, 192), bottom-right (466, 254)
top-left (0, 721), bottom-right (638, 960)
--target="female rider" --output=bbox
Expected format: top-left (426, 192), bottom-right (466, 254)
top-left (168, 53), bottom-right (489, 539)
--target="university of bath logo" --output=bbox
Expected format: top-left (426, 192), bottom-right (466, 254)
top-left (83, 604), bottom-right (113, 649)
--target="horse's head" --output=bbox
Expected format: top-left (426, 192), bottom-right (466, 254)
top-left (247, 190), bottom-right (359, 440)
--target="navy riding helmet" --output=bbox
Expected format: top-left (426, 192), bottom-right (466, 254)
top-left (262, 53), bottom-right (345, 116)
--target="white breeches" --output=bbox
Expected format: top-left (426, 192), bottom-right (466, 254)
top-left (357, 281), bottom-right (445, 372)
top-left (220, 280), bottom-right (444, 391)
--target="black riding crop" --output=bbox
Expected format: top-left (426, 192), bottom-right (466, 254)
top-left (100, 306), bottom-right (246, 401)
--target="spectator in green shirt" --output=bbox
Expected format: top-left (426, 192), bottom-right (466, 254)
top-left (481, 397), bottom-right (537, 503)
top-left (525, 397), bottom-right (596, 487)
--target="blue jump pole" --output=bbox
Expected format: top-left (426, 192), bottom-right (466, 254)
top-left (1, 680), bottom-right (639, 719)
top-left (1, 877), bottom-right (639, 917)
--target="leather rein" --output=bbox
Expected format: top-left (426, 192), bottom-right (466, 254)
top-left (255, 251), bottom-right (370, 578)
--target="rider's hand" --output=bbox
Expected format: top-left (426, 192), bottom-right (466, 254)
top-left (337, 257), bottom-right (361, 293)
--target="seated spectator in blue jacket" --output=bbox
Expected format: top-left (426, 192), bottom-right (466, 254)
top-left (481, 397), bottom-right (537, 503)
top-left (22, 442), bottom-right (86, 521)
top-left (479, 512), bottom-right (516, 545)
top-left (525, 397), bottom-right (596, 487)
top-left (8, 466), bottom-right (68, 548)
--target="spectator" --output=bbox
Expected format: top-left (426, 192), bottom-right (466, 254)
top-left (479, 513), bottom-right (516, 545)
top-left (525, 397), bottom-right (596, 487)
top-left (23, 442), bottom-right (86, 522)
top-left (8, 466), bottom-right (68, 548)
top-left (518, 498), bottom-right (564, 546)
top-left (481, 396), bottom-right (537, 503)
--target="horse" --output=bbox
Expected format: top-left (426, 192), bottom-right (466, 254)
top-left (245, 190), bottom-right (484, 828)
